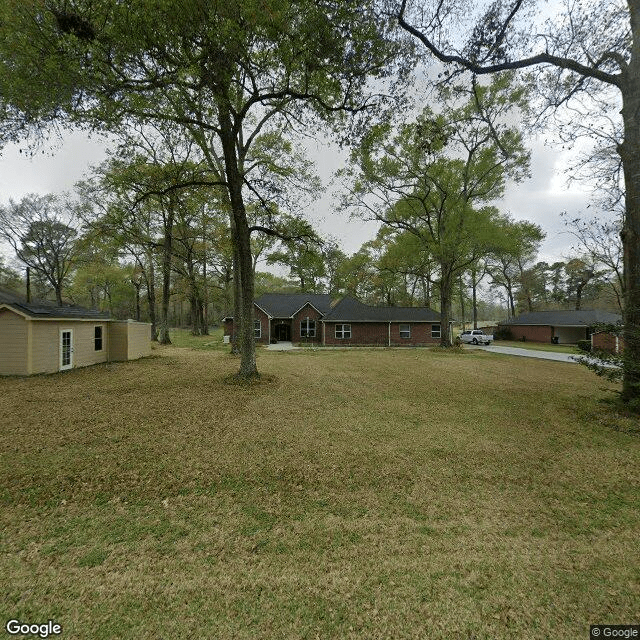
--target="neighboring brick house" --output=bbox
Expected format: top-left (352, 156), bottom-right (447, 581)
top-left (592, 329), bottom-right (625, 354)
top-left (223, 293), bottom-right (444, 346)
top-left (498, 310), bottom-right (622, 344)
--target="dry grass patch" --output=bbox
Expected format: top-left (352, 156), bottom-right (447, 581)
top-left (1, 346), bottom-right (639, 639)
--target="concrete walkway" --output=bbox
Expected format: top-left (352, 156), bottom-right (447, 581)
top-left (265, 341), bottom-right (298, 351)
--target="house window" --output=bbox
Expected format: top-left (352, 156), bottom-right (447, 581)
top-left (335, 324), bottom-right (351, 339)
top-left (300, 318), bottom-right (316, 337)
top-left (94, 326), bottom-right (103, 351)
top-left (399, 324), bottom-right (411, 338)
top-left (431, 324), bottom-right (441, 338)
top-left (254, 320), bottom-right (261, 339)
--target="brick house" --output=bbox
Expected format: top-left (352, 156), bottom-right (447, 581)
top-left (591, 329), bottom-right (625, 354)
top-left (498, 310), bottom-right (622, 344)
top-left (223, 293), bottom-right (444, 346)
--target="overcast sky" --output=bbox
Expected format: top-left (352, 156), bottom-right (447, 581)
top-left (0, 118), bottom-right (598, 270)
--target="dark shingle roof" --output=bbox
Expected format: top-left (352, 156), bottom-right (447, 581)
top-left (322, 297), bottom-right (440, 322)
top-left (0, 288), bottom-right (110, 320)
top-left (254, 293), bottom-right (334, 317)
top-left (500, 309), bottom-right (622, 327)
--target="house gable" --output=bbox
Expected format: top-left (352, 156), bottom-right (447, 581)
top-left (291, 303), bottom-right (323, 342)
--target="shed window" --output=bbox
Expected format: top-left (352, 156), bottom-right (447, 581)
top-left (335, 324), bottom-right (351, 339)
top-left (431, 324), bottom-right (441, 339)
top-left (254, 320), bottom-right (261, 339)
top-left (399, 324), bottom-right (411, 338)
top-left (94, 326), bottom-right (103, 351)
top-left (300, 319), bottom-right (316, 337)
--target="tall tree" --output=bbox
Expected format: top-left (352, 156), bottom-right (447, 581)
top-left (397, 0), bottom-right (640, 404)
top-left (0, 0), bottom-right (405, 380)
top-left (344, 75), bottom-right (530, 345)
top-left (563, 212), bottom-right (625, 312)
top-left (0, 257), bottom-right (23, 292)
top-left (0, 194), bottom-right (82, 305)
top-left (487, 218), bottom-right (544, 317)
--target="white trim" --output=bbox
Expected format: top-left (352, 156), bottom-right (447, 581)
top-left (335, 324), bottom-right (351, 339)
top-left (59, 329), bottom-right (73, 371)
top-left (253, 303), bottom-right (272, 318)
top-left (299, 317), bottom-right (317, 338)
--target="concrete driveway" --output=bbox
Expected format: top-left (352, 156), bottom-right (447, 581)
top-left (464, 343), bottom-right (581, 364)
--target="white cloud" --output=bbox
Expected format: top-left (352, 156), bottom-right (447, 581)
top-left (0, 126), bottom-right (603, 268)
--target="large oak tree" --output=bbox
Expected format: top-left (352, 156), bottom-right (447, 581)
top-left (397, 0), bottom-right (640, 404)
top-left (344, 75), bottom-right (530, 345)
top-left (0, 0), bottom-right (405, 379)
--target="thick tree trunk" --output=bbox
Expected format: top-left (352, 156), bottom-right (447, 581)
top-left (158, 200), bottom-right (175, 345)
top-left (472, 280), bottom-right (478, 330)
top-left (231, 236), bottom-right (242, 355)
top-left (459, 276), bottom-right (466, 330)
top-left (507, 283), bottom-right (515, 318)
top-left (133, 282), bottom-right (141, 321)
top-left (575, 284), bottom-right (583, 311)
top-left (185, 257), bottom-right (203, 335)
top-left (201, 207), bottom-right (209, 336)
top-left (619, 65), bottom-right (640, 404)
top-left (146, 253), bottom-right (158, 342)
top-left (439, 265), bottom-right (453, 347)
top-left (421, 276), bottom-right (430, 307)
top-left (218, 105), bottom-right (258, 379)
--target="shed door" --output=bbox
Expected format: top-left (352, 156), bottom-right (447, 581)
top-left (60, 329), bottom-right (73, 370)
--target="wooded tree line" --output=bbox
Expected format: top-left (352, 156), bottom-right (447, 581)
top-left (0, 178), bottom-right (622, 337)
top-left (0, 0), bottom-right (637, 407)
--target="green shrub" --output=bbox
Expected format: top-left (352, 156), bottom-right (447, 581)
top-left (577, 339), bottom-right (592, 352)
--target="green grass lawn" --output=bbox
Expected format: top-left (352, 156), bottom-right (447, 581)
top-left (166, 326), bottom-right (227, 350)
top-left (1, 346), bottom-right (639, 639)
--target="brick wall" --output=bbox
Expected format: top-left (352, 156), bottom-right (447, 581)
top-left (390, 322), bottom-right (440, 345)
top-left (254, 307), bottom-right (270, 344)
top-left (224, 307), bottom-right (271, 344)
top-left (508, 325), bottom-right (553, 343)
top-left (323, 322), bottom-right (441, 346)
top-left (292, 304), bottom-right (323, 343)
top-left (592, 332), bottom-right (624, 354)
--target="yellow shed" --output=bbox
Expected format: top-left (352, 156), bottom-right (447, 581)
top-left (0, 290), bottom-right (151, 376)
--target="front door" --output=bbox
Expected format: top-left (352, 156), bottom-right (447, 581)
top-left (60, 329), bottom-right (73, 371)
top-left (274, 323), bottom-right (291, 341)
